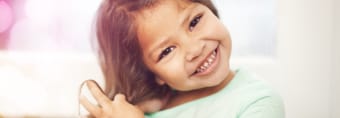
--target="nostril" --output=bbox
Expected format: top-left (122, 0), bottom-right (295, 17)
top-left (186, 54), bottom-right (199, 61)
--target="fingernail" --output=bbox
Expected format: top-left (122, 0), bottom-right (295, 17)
top-left (85, 80), bottom-right (93, 87)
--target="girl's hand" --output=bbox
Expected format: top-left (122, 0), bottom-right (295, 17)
top-left (80, 80), bottom-right (144, 118)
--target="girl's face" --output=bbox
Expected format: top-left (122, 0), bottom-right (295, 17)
top-left (136, 0), bottom-right (232, 91)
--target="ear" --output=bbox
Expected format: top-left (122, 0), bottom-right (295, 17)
top-left (155, 77), bottom-right (166, 85)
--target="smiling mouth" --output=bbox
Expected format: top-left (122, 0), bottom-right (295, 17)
top-left (192, 47), bottom-right (218, 75)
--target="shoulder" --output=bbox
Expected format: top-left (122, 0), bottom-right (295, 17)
top-left (229, 68), bottom-right (285, 118)
top-left (238, 95), bottom-right (285, 118)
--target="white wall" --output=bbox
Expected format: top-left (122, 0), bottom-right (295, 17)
top-left (0, 52), bottom-right (104, 117)
top-left (277, 0), bottom-right (333, 117)
top-left (331, 0), bottom-right (340, 117)
top-left (228, 0), bottom-right (334, 117)
top-left (213, 0), bottom-right (277, 57)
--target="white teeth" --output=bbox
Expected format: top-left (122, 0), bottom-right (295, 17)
top-left (195, 50), bottom-right (217, 74)
top-left (203, 62), bottom-right (209, 67)
top-left (211, 53), bottom-right (216, 58)
top-left (208, 58), bottom-right (213, 63)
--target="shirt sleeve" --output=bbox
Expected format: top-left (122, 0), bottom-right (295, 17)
top-left (238, 96), bottom-right (285, 118)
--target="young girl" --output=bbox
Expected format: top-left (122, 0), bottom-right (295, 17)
top-left (80, 0), bottom-right (285, 117)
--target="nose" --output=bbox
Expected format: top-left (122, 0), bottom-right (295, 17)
top-left (184, 37), bottom-right (205, 61)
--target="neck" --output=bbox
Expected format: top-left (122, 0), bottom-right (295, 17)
top-left (163, 70), bottom-right (235, 109)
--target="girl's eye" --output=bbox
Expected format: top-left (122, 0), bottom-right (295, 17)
top-left (158, 46), bottom-right (176, 61)
top-left (189, 14), bottom-right (202, 31)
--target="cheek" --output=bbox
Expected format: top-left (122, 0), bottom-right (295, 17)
top-left (154, 59), bottom-right (186, 85)
top-left (201, 14), bottom-right (231, 43)
top-left (212, 20), bottom-right (232, 48)
top-left (157, 62), bottom-right (183, 78)
top-left (214, 20), bottom-right (231, 40)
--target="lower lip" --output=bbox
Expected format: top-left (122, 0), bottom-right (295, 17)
top-left (194, 46), bottom-right (220, 76)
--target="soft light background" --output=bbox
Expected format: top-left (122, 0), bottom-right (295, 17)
top-left (0, 0), bottom-right (104, 117)
top-left (214, 0), bottom-right (277, 58)
top-left (0, 0), bottom-right (339, 117)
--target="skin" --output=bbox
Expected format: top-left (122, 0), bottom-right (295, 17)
top-left (80, 0), bottom-right (234, 117)
top-left (137, 0), bottom-right (234, 108)
top-left (80, 80), bottom-right (145, 118)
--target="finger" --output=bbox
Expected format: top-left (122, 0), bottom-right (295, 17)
top-left (113, 93), bottom-right (128, 103)
top-left (114, 93), bottom-right (127, 103)
top-left (80, 95), bottom-right (102, 117)
top-left (86, 80), bottom-right (112, 108)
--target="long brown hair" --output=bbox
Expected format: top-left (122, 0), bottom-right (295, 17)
top-left (95, 0), bottom-right (219, 105)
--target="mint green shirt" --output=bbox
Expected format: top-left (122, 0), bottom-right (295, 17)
top-left (145, 68), bottom-right (285, 118)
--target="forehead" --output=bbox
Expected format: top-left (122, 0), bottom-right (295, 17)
top-left (136, 0), bottom-right (192, 50)
top-left (137, 0), bottom-right (191, 23)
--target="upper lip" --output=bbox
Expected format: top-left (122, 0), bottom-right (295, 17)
top-left (190, 47), bottom-right (217, 76)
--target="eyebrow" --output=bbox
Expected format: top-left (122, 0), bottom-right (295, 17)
top-left (181, 5), bottom-right (197, 29)
top-left (148, 4), bottom-right (197, 60)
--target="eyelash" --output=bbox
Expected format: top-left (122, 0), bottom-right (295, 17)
top-left (157, 14), bottom-right (202, 61)
top-left (189, 14), bottom-right (203, 31)
top-left (158, 46), bottom-right (176, 61)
